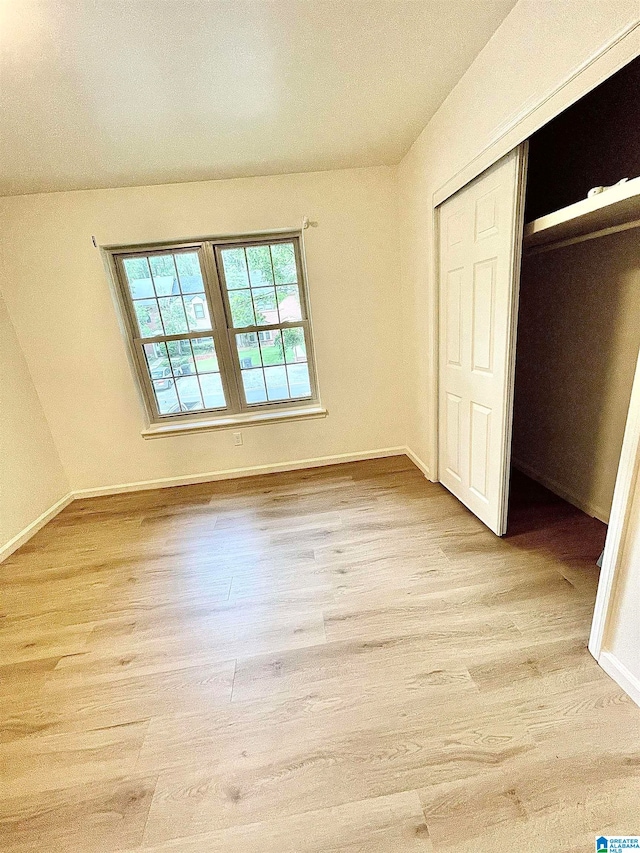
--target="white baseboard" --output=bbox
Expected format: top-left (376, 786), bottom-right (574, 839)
top-left (512, 457), bottom-right (610, 523)
top-left (71, 447), bottom-right (408, 499)
top-left (1, 446), bottom-right (425, 561)
top-left (598, 650), bottom-right (640, 709)
top-left (404, 446), bottom-right (432, 480)
top-left (0, 492), bottom-right (74, 563)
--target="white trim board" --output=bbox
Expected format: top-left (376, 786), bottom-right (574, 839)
top-left (433, 20), bottom-right (640, 207)
top-left (405, 446), bottom-right (432, 480)
top-left (598, 651), bottom-right (640, 709)
top-left (589, 347), bottom-right (640, 659)
top-left (72, 447), bottom-right (408, 499)
top-left (0, 493), bottom-right (74, 563)
top-left (0, 447), bottom-right (408, 561)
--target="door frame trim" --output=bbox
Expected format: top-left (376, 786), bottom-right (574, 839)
top-left (433, 20), bottom-right (639, 208)
top-left (589, 346), bottom-right (640, 659)
top-left (429, 204), bottom-right (440, 483)
top-left (496, 141), bottom-right (528, 535)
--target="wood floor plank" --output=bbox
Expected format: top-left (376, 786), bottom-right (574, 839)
top-left (134, 791), bottom-right (432, 852)
top-left (8, 659), bottom-right (236, 736)
top-left (142, 713), bottom-right (534, 844)
top-left (0, 720), bottom-right (149, 798)
top-left (1, 458), bottom-right (637, 852)
top-left (135, 659), bottom-right (479, 776)
top-left (231, 632), bottom-right (477, 704)
top-left (0, 775), bottom-right (157, 853)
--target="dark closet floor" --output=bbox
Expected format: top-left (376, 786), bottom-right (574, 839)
top-left (507, 468), bottom-right (607, 588)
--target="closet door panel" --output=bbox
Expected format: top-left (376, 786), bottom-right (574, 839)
top-left (445, 392), bottom-right (463, 482)
top-left (471, 258), bottom-right (496, 373)
top-left (438, 145), bottom-right (527, 535)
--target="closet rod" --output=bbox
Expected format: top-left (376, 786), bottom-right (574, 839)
top-left (525, 217), bottom-right (640, 256)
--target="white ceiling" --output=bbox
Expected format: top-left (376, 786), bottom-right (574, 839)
top-left (0, 0), bottom-right (517, 196)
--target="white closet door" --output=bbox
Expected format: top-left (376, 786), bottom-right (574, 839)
top-left (438, 145), bottom-right (527, 535)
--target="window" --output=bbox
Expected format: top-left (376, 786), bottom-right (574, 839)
top-left (110, 234), bottom-right (319, 425)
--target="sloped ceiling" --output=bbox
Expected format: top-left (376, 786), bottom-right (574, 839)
top-left (0, 0), bottom-right (517, 194)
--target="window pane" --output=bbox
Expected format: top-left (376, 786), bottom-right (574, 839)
top-left (175, 252), bottom-right (204, 293)
top-left (260, 332), bottom-right (284, 366)
top-left (143, 342), bottom-right (171, 382)
top-left (133, 299), bottom-right (163, 337)
top-left (158, 296), bottom-right (189, 335)
top-left (241, 368), bottom-right (267, 404)
top-left (229, 290), bottom-right (255, 327)
top-left (192, 337), bottom-right (219, 372)
top-left (282, 327), bottom-right (307, 363)
top-left (236, 333), bottom-right (261, 368)
top-left (276, 285), bottom-right (302, 321)
top-left (221, 248), bottom-right (249, 289)
top-left (271, 243), bottom-right (297, 285)
top-left (154, 378), bottom-right (179, 414)
top-left (119, 238), bottom-right (312, 421)
top-left (251, 287), bottom-right (277, 325)
top-left (200, 373), bottom-right (226, 409)
top-left (183, 293), bottom-right (212, 331)
top-left (287, 363), bottom-right (311, 398)
top-left (123, 257), bottom-right (154, 298)
top-left (264, 365), bottom-right (289, 401)
top-left (246, 245), bottom-right (274, 287)
top-left (148, 254), bottom-right (177, 296)
top-left (167, 339), bottom-right (195, 375)
top-left (175, 375), bottom-right (204, 411)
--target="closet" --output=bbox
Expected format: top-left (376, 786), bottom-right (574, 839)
top-left (510, 56), bottom-right (640, 530)
top-left (436, 54), bottom-right (640, 539)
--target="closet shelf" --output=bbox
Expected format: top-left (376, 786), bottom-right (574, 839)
top-left (523, 174), bottom-right (640, 249)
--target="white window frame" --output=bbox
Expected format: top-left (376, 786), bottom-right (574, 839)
top-left (107, 232), bottom-right (321, 432)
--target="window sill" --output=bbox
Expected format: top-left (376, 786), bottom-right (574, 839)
top-left (141, 405), bottom-right (328, 439)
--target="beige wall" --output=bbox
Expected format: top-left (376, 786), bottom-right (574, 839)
top-left (0, 166), bottom-right (404, 492)
top-left (513, 232), bottom-right (640, 522)
top-left (0, 291), bottom-right (69, 552)
top-left (398, 0), bottom-right (640, 470)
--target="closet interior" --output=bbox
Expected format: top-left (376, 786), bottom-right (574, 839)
top-left (509, 56), bottom-right (640, 541)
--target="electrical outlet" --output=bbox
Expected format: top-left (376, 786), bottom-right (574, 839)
top-left (233, 431), bottom-right (243, 446)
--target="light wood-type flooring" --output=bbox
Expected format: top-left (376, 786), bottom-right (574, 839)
top-left (1, 456), bottom-right (638, 852)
